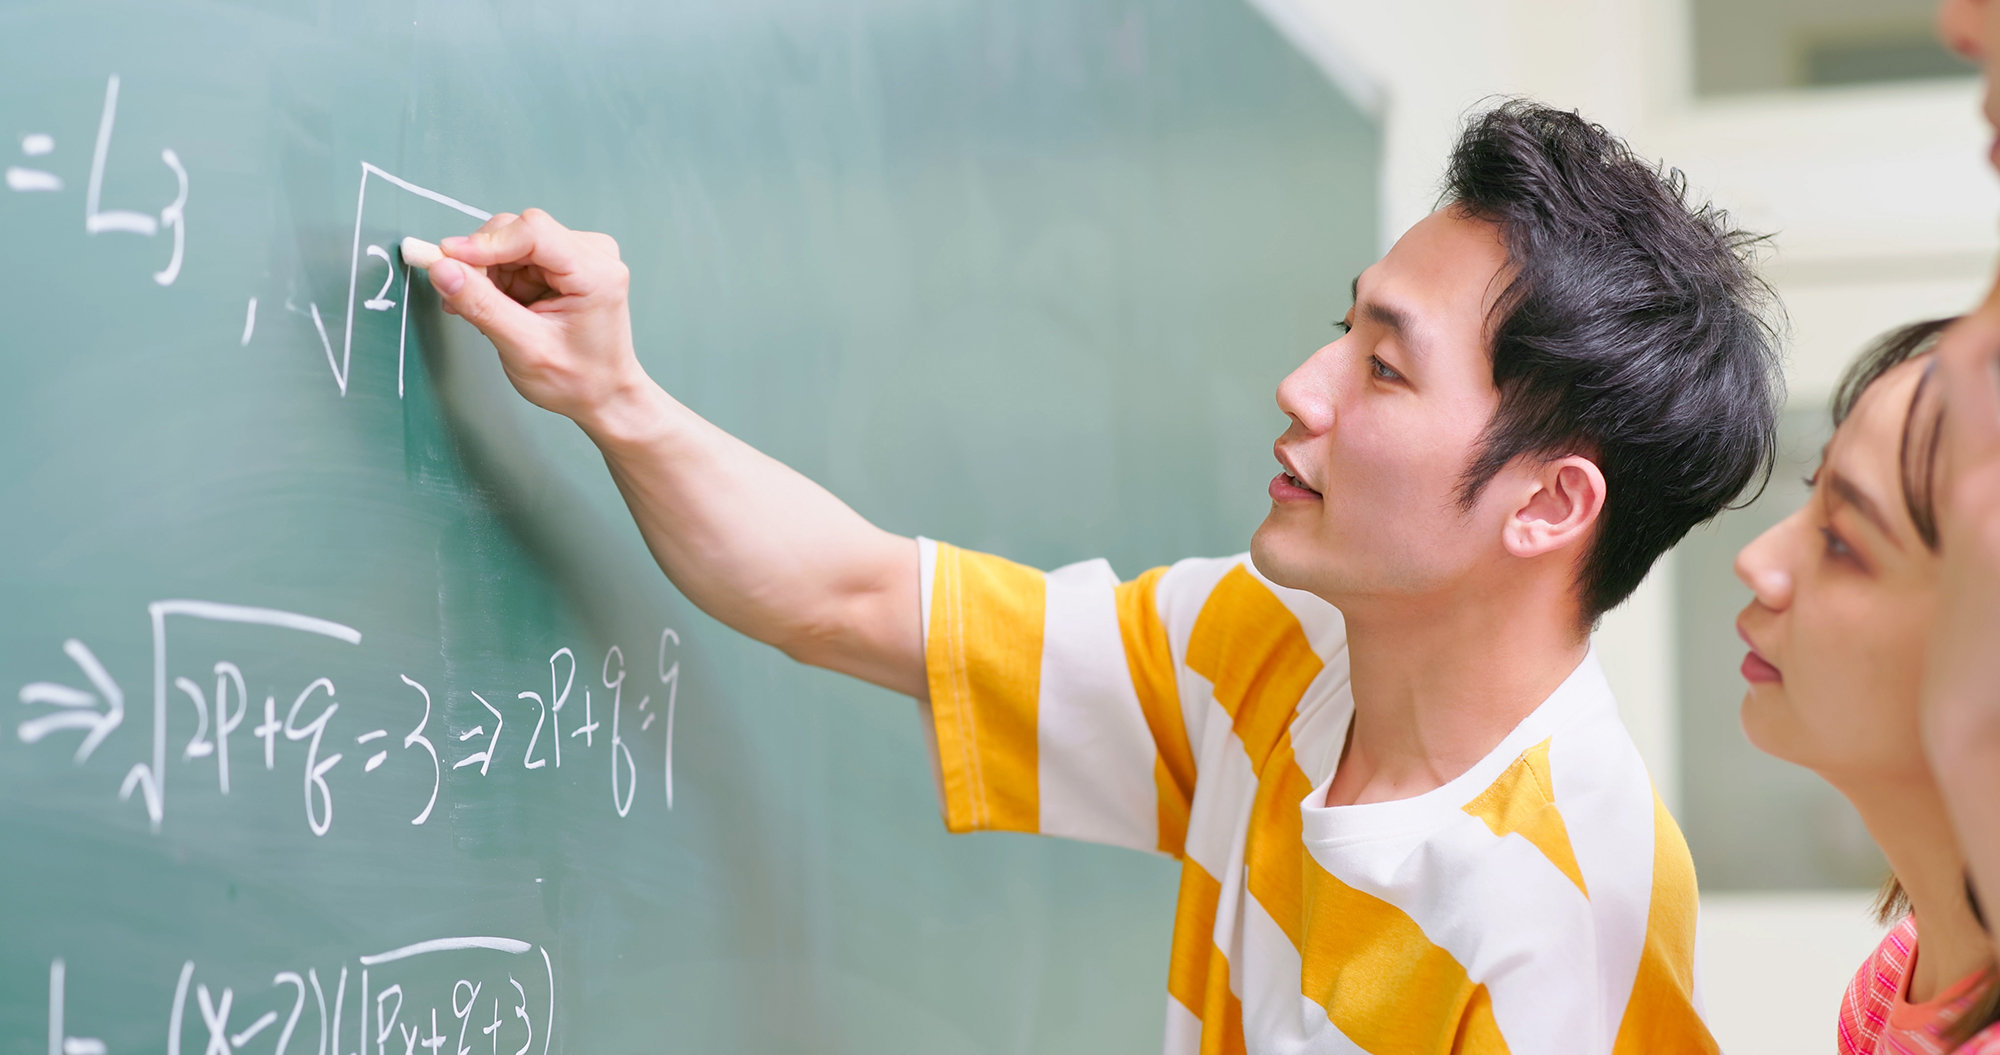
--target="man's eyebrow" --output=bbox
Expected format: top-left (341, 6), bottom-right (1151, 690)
top-left (1825, 470), bottom-right (1901, 550)
top-left (1348, 277), bottom-right (1423, 360)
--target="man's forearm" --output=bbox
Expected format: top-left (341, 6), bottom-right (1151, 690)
top-left (421, 210), bottom-right (928, 701)
top-left (578, 377), bottom-right (928, 700)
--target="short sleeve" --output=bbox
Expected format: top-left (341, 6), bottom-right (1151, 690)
top-left (919, 538), bottom-right (1197, 855)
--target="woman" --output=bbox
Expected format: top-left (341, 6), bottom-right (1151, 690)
top-left (1734, 321), bottom-right (2000, 1051)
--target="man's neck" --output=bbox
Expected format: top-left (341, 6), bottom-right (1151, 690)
top-left (1842, 775), bottom-right (1994, 1004)
top-left (1322, 577), bottom-right (1588, 808)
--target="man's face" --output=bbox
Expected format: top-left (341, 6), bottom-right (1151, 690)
top-left (1939, 0), bottom-right (2000, 165)
top-left (1250, 208), bottom-right (1512, 606)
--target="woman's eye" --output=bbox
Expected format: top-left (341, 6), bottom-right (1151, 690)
top-left (1819, 526), bottom-right (1855, 562)
top-left (1369, 355), bottom-right (1402, 382)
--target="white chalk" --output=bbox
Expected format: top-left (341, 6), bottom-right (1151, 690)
top-left (400, 236), bottom-right (445, 270)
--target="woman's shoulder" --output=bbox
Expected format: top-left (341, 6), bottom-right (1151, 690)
top-left (1838, 916), bottom-right (1918, 1055)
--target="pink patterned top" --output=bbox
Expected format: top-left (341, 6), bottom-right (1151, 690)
top-left (1838, 915), bottom-right (2000, 1054)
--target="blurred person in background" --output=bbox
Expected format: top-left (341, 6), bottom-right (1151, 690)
top-left (1925, 0), bottom-right (2000, 980)
top-left (1735, 321), bottom-right (2000, 1052)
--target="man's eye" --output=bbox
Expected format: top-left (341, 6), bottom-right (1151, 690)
top-left (1333, 319), bottom-right (1352, 335)
top-left (1369, 355), bottom-right (1402, 381)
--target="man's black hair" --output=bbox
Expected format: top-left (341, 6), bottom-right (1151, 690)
top-left (1445, 100), bottom-right (1783, 621)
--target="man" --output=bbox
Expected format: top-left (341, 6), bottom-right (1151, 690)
top-left (427, 102), bottom-right (1777, 1052)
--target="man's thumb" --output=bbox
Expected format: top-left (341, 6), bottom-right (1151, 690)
top-left (429, 258), bottom-right (528, 342)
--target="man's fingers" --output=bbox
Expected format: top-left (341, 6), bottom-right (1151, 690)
top-left (476, 212), bottom-right (520, 235)
top-left (428, 257), bottom-right (537, 346)
top-left (439, 208), bottom-right (589, 276)
top-left (577, 231), bottom-right (623, 260)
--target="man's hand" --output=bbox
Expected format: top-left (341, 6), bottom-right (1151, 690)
top-left (427, 209), bottom-right (648, 433)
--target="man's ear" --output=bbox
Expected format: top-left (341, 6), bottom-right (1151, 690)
top-left (1502, 455), bottom-right (1607, 559)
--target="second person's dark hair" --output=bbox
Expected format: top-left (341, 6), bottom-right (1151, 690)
top-left (1444, 100), bottom-right (1784, 620)
top-left (1830, 317), bottom-right (1951, 551)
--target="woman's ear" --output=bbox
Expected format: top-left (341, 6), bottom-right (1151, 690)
top-left (1502, 455), bottom-right (1607, 559)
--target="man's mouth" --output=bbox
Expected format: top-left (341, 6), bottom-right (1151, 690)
top-left (1269, 456), bottom-right (1323, 501)
top-left (1270, 445), bottom-right (1322, 501)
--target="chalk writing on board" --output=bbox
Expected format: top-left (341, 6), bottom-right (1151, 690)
top-left (7, 132), bottom-right (61, 191)
top-left (7, 75), bottom-right (187, 280)
top-left (14, 601), bottom-right (683, 834)
top-left (50, 938), bottom-right (555, 1055)
top-left (397, 674), bottom-right (442, 825)
top-left (121, 602), bottom-right (363, 832)
top-left (8, 73), bottom-right (515, 399)
top-left (17, 638), bottom-right (123, 763)
top-left (80, 74), bottom-right (188, 286)
top-left (316, 163), bottom-right (492, 398)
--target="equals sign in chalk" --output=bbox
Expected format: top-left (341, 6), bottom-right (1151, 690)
top-left (399, 236), bottom-right (445, 270)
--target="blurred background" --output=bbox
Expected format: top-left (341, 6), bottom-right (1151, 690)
top-left (1246, 0), bottom-right (1993, 1049)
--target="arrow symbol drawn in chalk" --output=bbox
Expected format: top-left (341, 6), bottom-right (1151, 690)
top-left (453, 691), bottom-right (504, 776)
top-left (17, 639), bottom-right (125, 762)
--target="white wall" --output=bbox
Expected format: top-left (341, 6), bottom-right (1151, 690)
top-left (1250, 1), bottom-right (1997, 1048)
top-left (1700, 892), bottom-right (1889, 1053)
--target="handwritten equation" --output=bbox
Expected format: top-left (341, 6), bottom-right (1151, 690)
top-left (9, 74), bottom-right (186, 285)
top-left (48, 936), bottom-right (556, 1055)
top-left (11, 71), bottom-right (491, 400)
top-left (15, 600), bottom-right (681, 835)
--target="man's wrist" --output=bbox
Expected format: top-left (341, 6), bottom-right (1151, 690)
top-left (576, 369), bottom-right (680, 452)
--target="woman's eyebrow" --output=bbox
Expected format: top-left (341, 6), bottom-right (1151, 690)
top-left (1825, 470), bottom-right (1902, 550)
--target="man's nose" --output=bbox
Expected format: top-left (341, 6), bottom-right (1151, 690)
top-left (1275, 342), bottom-right (1341, 434)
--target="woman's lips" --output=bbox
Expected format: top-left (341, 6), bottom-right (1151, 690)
top-left (1736, 624), bottom-right (1781, 684)
top-left (1741, 650), bottom-right (1782, 684)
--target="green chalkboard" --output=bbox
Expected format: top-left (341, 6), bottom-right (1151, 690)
top-left (0, 0), bottom-right (1377, 1051)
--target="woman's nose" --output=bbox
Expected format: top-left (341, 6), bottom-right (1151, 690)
top-left (1735, 517), bottom-right (1797, 611)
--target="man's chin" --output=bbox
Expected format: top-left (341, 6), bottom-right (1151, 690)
top-left (1249, 521), bottom-right (1317, 593)
top-left (1251, 519), bottom-right (1372, 608)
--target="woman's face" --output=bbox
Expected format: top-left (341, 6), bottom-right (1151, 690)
top-left (1734, 359), bottom-right (1940, 784)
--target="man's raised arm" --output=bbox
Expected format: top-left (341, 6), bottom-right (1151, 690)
top-left (425, 209), bottom-right (926, 701)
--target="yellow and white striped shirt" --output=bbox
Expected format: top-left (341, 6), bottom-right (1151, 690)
top-left (918, 540), bottom-right (1715, 1055)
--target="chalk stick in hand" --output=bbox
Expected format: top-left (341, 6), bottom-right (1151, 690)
top-left (400, 236), bottom-right (445, 270)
